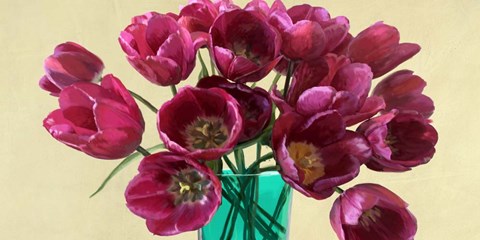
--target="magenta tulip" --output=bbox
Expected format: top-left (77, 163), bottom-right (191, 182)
top-left (119, 13), bottom-right (196, 86)
top-left (39, 75), bottom-right (61, 96)
top-left (357, 111), bottom-right (438, 172)
top-left (347, 22), bottom-right (421, 78)
top-left (197, 76), bottom-right (272, 142)
top-left (40, 42), bottom-right (104, 95)
top-left (43, 75), bottom-right (145, 159)
top-left (272, 111), bottom-right (371, 199)
top-left (374, 70), bottom-right (435, 118)
top-left (269, 3), bottom-right (349, 61)
top-left (330, 184), bottom-right (417, 240)
top-left (209, 9), bottom-right (282, 83)
top-left (125, 152), bottom-right (221, 236)
top-left (157, 86), bottom-right (242, 161)
top-left (272, 54), bottom-right (384, 126)
top-left (178, 0), bottom-right (219, 49)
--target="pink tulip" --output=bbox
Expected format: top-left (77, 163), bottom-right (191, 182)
top-left (272, 111), bottom-right (371, 199)
top-left (40, 42), bottom-right (104, 95)
top-left (347, 22), bottom-right (421, 78)
top-left (209, 9), bottom-right (282, 83)
top-left (330, 184), bottom-right (417, 240)
top-left (157, 86), bottom-right (242, 161)
top-left (197, 76), bottom-right (272, 142)
top-left (357, 111), bottom-right (438, 172)
top-left (125, 152), bottom-right (221, 236)
top-left (119, 13), bottom-right (196, 86)
top-left (374, 70), bottom-right (434, 118)
top-left (43, 75), bottom-right (144, 159)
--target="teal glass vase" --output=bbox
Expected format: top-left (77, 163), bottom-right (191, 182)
top-left (198, 170), bottom-right (293, 240)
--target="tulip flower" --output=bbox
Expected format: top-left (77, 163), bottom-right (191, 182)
top-left (373, 70), bottom-right (435, 118)
top-left (43, 75), bottom-right (145, 159)
top-left (178, 0), bottom-right (219, 49)
top-left (272, 111), bottom-right (371, 199)
top-left (272, 54), bottom-right (385, 126)
top-left (119, 13), bottom-right (196, 86)
top-left (347, 22), bottom-right (421, 78)
top-left (197, 76), bottom-right (272, 142)
top-left (209, 9), bottom-right (282, 83)
top-left (125, 152), bottom-right (221, 236)
top-left (39, 75), bottom-right (61, 96)
top-left (269, 3), bottom-right (349, 61)
top-left (157, 86), bottom-right (242, 161)
top-left (330, 183), bottom-right (417, 240)
top-left (40, 42), bottom-right (104, 95)
top-left (357, 111), bottom-right (438, 172)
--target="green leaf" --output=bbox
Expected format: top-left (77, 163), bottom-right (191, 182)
top-left (89, 143), bottom-right (164, 198)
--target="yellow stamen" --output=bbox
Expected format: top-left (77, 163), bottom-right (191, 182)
top-left (287, 142), bottom-right (325, 185)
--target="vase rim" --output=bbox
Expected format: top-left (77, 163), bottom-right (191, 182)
top-left (216, 169), bottom-right (280, 177)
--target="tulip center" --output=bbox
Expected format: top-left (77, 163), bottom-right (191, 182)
top-left (169, 168), bottom-right (211, 205)
top-left (185, 117), bottom-right (229, 150)
top-left (287, 141), bottom-right (325, 185)
top-left (359, 207), bottom-right (382, 229)
top-left (385, 131), bottom-right (399, 154)
top-left (233, 42), bottom-right (261, 65)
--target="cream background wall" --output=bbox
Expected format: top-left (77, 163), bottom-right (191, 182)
top-left (1, 0), bottom-right (479, 239)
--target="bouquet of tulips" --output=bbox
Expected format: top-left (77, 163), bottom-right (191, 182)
top-left (39, 0), bottom-right (438, 239)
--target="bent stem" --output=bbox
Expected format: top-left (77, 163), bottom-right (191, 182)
top-left (128, 90), bottom-right (158, 114)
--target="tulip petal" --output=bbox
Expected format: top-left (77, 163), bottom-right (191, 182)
top-left (296, 86), bottom-right (336, 116)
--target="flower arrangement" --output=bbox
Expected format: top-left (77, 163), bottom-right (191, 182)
top-left (39, 0), bottom-right (438, 239)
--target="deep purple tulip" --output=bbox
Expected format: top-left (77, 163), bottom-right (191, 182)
top-left (125, 152), bottom-right (221, 236)
top-left (157, 86), bottom-right (242, 161)
top-left (209, 9), bottom-right (282, 83)
top-left (374, 70), bottom-right (435, 118)
top-left (43, 75), bottom-right (145, 159)
top-left (357, 111), bottom-right (438, 172)
top-left (347, 22), bottom-right (421, 78)
top-left (330, 184), bottom-right (417, 240)
top-left (272, 111), bottom-right (371, 200)
top-left (40, 42), bottom-right (104, 95)
top-left (272, 54), bottom-right (384, 126)
top-left (119, 13), bottom-right (196, 86)
top-left (269, 3), bottom-right (349, 61)
top-left (197, 76), bottom-right (272, 142)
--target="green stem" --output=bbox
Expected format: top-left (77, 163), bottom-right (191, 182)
top-left (210, 58), bottom-right (216, 75)
top-left (246, 152), bottom-right (274, 174)
top-left (234, 125), bottom-right (273, 151)
top-left (263, 184), bottom-right (290, 240)
top-left (170, 85), bottom-right (177, 96)
top-left (223, 178), bottom-right (286, 233)
top-left (128, 90), bottom-right (158, 113)
top-left (234, 149), bottom-right (246, 173)
top-left (198, 51), bottom-right (209, 78)
top-left (283, 61), bottom-right (294, 97)
top-left (89, 143), bottom-right (164, 198)
top-left (335, 187), bottom-right (345, 194)
top-left (136, 146), bottom-right (150, 156)
top-left (268, 73), bottom-right (282, 92)
top-left (222, 181), bottom-right (279, 239)
top-left (223, 155), bottom-right (239, 174)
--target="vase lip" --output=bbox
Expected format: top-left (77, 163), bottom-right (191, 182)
top-left (216, 169), bottom-right (280, 177)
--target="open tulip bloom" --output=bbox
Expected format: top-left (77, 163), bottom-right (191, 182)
top-left (39, 0), bottom-right (438, 239)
